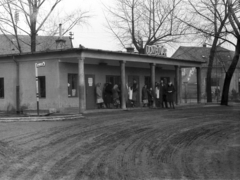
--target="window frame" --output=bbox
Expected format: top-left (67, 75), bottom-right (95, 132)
top-left (0, 78), bottom-right (4, 98)
top-left (144, 76), bottom-right (151, 89)
top-left (106, 75), bottom-right (121, 86)
top-left (68, 73), bottom-right (78, 97)
top-left (38, 76), bottom-right (46, 98)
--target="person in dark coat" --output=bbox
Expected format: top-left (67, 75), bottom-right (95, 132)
top-left (132, 79), bottom-right (138, 107)
top-left (104, 82), bottom-right (113, 108)
top-left (142, 85), bottom-right (148, 107)
top-left (148, 87), bottom-right (154, 107)
top-left (160, 79), bottom-right (168, 108)
top-left (166, 81), bottom-right (175, 109)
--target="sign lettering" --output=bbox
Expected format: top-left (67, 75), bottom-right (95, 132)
top-left (145, 45), bottom-right (167, 56)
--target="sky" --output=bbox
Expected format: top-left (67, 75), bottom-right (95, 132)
top-left (60, 0), bottom-right (122, 52)
top-left (58, 0), bottom-right (235, 56)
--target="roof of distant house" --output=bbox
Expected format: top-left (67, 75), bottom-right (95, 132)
top-left (0, 34), bottom-right (72, 55)
top-left (171, 46), bottom-right (236, 67)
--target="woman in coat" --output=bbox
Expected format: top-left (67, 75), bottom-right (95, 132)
top-left (112, 84), bottom-right (120, 108)
top-left (148, 87), bottom-right (154, 107)
top-left (155, 82), bottom-right (160, 107)
top-left (104, 82), bottom-right (113, 108)
top-left (142, 85), bottom-right (148, 107)
top-left (166, 82), bottom-right (175, 109)
top-left (128, 84), bottom-right (133, 107)
top-left (95, 83), bottom-right (104, 109)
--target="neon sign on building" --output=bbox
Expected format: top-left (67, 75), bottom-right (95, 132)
top-left (145, 45), bottom-right (167, 56)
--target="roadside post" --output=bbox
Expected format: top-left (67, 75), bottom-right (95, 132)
top-left (35, 62), bottom-right (45, 116)
top-left (183, 82), bottom-right (188, 103)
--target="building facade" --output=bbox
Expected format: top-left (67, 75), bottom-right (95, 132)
top-left (0, 47), bottom-right (204, 113)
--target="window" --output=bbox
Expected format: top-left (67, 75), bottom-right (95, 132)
top-left (161, 77), bottom-right (170, 83)
top-left (68, 74), bottom-right (78, 97)
top-left (0, 78), bottom-right (4, 98)
top-left (38, 76), bottom-right (46, 98)
top-left (106, 75), bottom-right (120, 86)
top-left (144, 76), bottom-right (151, 89)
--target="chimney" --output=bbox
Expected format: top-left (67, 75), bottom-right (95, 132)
top-left (59, 23), bottom-right (62, 39)
top-left (126, 47), bottom-right (134, 53)
top-left (56, 23), bottom-right (66, 49)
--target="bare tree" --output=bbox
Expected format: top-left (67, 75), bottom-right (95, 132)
top-left (179, 0), bottom-right (230, 102)
top-left (221, 0), bottom-right (240, 105)
top-left (0, 0), bottom-right (90, 52)
top-left (104, 0), bottom-right (187, 53)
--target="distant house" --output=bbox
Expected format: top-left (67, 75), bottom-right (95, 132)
top-left (0, 34), bottom-right (73, 54)
top-left (172, 46), bottom-right (240, 100)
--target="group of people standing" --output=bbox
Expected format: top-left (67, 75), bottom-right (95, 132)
top-left (142, 79), bottom-right (176, 109)
top-left (95, 80), bottom-right (139, 109)
top-left (95, 82), bottom-right (121, 109)
top-left (95, 79), bottom-right (176, 109)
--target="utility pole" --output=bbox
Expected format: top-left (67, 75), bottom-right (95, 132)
top-left (14, 9), bottom-right (20, 113)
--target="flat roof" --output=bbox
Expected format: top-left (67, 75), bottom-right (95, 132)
top-left (0, 47), bottom-right (206, 67)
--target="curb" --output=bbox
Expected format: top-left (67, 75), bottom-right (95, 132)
top-left (0, 114), bottom-right (84, 122)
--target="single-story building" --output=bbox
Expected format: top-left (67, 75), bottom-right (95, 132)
top-left (0, 43), bottom-right (205, 113)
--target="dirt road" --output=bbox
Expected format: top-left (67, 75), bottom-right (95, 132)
top-left (0, 104), bottom-right (240, 180)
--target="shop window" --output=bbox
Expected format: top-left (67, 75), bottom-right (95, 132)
top-left (68, 74), bottom-right (78, 97)
top-left (38, 76), bottom-right (46, 98)
top-left (0, 78), bottom-right (4, 98)
top-left (106, 75), bottom-right (120, 86)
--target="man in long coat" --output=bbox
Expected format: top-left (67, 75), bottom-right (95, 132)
top-left (160, 79), bottom-right (168, 108)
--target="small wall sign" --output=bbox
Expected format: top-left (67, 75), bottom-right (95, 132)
top-left (36, 62), bottom-right (45, 68)
top-left (88, 78), bottom-right (93, 87)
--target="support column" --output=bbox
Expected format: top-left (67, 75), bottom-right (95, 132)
top-left (196, 67), bottom-right (202, 104)
top-left (150, 63), bottom-right (156, 108)
top-left (179, 67), bottom-right (182, 104)
top-left (78, 57), bottom-right (86, 113)
top-left (175, 65), bottom-right (180, 105)
top-left (120, 61), bottom-right (126, 110)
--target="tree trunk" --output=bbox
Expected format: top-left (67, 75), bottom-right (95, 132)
top-left (221, 38), bottom-right (240, 105)
top-left (30, 3), bottom-right (38, 53)
top-left (31, 30), bottom-right (36, 52)
top-left (206, 39), bottom-right (218, 102)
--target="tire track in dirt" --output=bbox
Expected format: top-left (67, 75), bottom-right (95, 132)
top-left (2, 115), bottom-right (147, 179)
top-left (0, 105), bottom-right (239, 180)
top-left (3, 121), bottom-right (129, 179)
